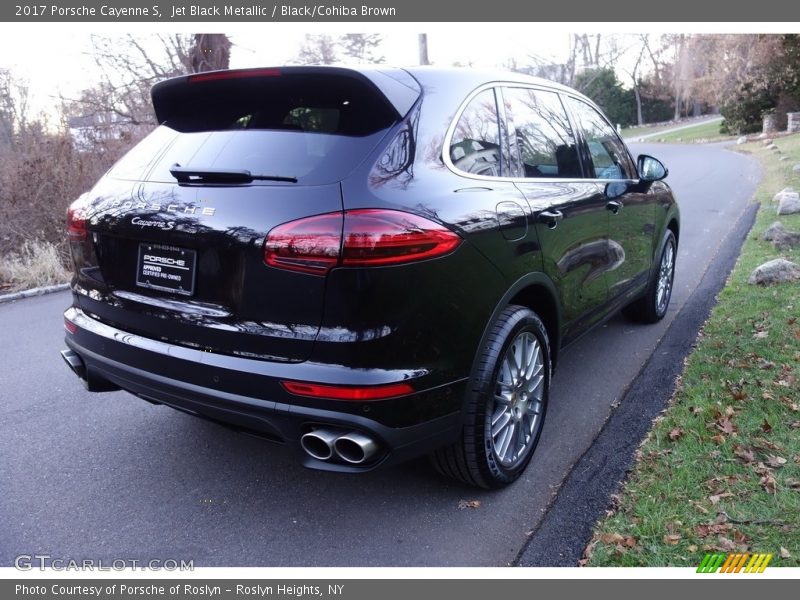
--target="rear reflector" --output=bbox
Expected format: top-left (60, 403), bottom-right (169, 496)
top-left (64, 318), bottom-right (77, 334)
top-left (281, 380), bottom-right (414, 401)
top-left (67, 194), bottom-right (89, 241)
top-left (188, 68), bottom-right (281, 83)
top-left (264, 210), bottom-right (461, 275)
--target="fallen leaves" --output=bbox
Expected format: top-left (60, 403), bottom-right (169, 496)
top-left (599, 532), bottom-right (638, 548)
top-left (717, 536), bottom-right (741, 552)
top-left (765, 455), bottom-right (787, 468)
top-left (668, 427), bottom-right (684, 442)
top-left (457, 499), bottom-right (480, 510)
top-left (760, 473), bottom-right (778, 494)
top-left (733, 445), bottom-right (755, 464)
top-left (709, 492), bottom-right (734, 505)
top-left (663, 534), bottom-right (682, 545)
top-left (716, 417), bottom-right (737, 435)
top-left (725, 381), bottom-right (747, 401)
top-left (780, 547), bottom-right (792, 559)
top-left (761, 419), bottom-right (773, 433)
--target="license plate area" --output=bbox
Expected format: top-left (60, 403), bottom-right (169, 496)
top-left (136, 243), bottom-right (196, 296)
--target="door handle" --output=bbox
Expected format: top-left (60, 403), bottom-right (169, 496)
top-left (538, 210), bottom-right (564, 229)
top-left (606, 200), bottom-right (623, 214)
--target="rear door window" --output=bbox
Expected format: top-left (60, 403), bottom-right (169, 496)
top-left (503, 87), bottom-right (582, 179)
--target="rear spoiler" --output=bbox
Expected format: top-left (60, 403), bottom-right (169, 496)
top-left (151, 66), bottom-right (422, 126)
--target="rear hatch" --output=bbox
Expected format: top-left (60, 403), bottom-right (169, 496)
top-left (71, 67), bottom-right (420, 362)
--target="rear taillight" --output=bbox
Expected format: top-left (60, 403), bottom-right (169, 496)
top-left (67, 194), bottom-right (89, 241)
top-left (264, 213), bottom-right (343, 275)
top-left (263, 210), bottom-right (461, 275)
top-left (64, 318), bottom-right (77, 334)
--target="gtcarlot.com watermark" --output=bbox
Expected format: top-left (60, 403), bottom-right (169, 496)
top-left (15, 554), bottom-right (194, 571)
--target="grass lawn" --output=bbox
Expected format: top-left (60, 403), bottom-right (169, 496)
top-left (585, 134), bottom-right (800, 567)
top-left (655, 119), bottom-right (731, 143)
top-left (621, 123), bottom-right (680, 139)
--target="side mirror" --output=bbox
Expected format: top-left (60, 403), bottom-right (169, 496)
top-left (637, 154), bottom-right (668, 182)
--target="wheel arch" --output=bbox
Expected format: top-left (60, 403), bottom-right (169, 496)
top-left (471, 273), bottom-right (562, 380)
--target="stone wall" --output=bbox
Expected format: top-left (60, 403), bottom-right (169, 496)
top-left (788, 112), bottom-right (800, 133)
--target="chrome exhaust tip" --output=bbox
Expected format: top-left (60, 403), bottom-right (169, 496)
top-left (61, 349), bottom-right (86, 380)
top-left (333, 431), bottom-right (379, 465)
top-left (300, 428), bottom-right (340, 461)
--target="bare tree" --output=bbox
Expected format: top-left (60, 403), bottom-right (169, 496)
top-left (0, 69), bottom-right (30, 147)
top-left (339, 33), bottom-right (385, 64)
top-left (296, 34), bottom-right (338, 65)
top-left (80, 34), bottom-right (193, 128)
top-left (73, 33), bottom-right (233, 133)
top-left (620, 35), bottom-right (650, 126)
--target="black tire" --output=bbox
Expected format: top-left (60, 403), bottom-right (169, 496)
top-left (623, 230), bottom-right (677, 324)
top-left (430, 305), bottom-right (551, 489)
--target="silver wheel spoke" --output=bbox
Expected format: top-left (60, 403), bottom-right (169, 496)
top-left (492, 408), bottom-right (512, 434)
top-left (490, 329), bottom-right (547, 468)
top-left (656, 244), bottom-right (674, 312)
top-left (497, 421), bottom-right (516, 460)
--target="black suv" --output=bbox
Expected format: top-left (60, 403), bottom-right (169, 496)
top-left (62, 66), bottom-right (678, 488)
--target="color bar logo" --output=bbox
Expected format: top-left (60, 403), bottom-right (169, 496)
top-left (697, 552), bottom-right (772, 573)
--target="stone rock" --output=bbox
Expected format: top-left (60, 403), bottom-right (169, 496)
top-left (793, 164), bottom-right (800, 173)
top-left (780, 156), bottom-right (790, 161)
top-left (737, 136), bottom-right (748, 145)
top-left (766, 144), bottom-right (778, 150)
top-left (762, 137), bottom-right (773, 144)
top-left (748, 259), bottom-right (800, 285)
top-left (638, 137), bottom-right (646, 143)
top-left (773, 188), bottom-right (796, 203)
top-left (762, 221), bottom-right (800, 249)
top-left (762, 221), bottom-right (786, 241)
top-left (778, 193), bottom-right (800, 215)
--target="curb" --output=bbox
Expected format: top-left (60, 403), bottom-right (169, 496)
top-left (0, 283), bottom-right (70, 305)
top-left (514, 201), bottom-right (760, 567)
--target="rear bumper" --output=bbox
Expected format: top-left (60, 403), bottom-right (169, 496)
top-left (63, 306), bottom-right (465, 472)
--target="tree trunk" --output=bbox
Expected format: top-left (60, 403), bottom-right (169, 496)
top-left (190, 34), bottom-right (232, 73)
top-left (634, 86), bottom-right (644, 126)
top-left (673, 34), bottom-right (685, 120)
top-left (418, 34), bottom-right (430, 66)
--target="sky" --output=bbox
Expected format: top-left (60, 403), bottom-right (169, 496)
top-left (0, 24), bottom-right (571, 117)
top-left (1, 22), bottom-right (795, 119)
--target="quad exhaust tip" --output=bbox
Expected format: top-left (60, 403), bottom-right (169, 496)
top-left (300, 428), bottom-right (340, 461)
top-left (333, 431), bottom-right (379, 465)
top-left (61, 349), bottom-right (86, 380)
top-left (300, 428), bottom-right (380, 465)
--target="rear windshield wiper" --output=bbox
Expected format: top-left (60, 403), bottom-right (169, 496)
top-left (170, 164), bottom-right (297, 184)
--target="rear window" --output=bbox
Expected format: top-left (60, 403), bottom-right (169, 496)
top-left (108, 73), bottom-right (399, 185)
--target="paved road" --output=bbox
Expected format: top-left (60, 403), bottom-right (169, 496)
top-left (0, 143), bottom-right (759, 567)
